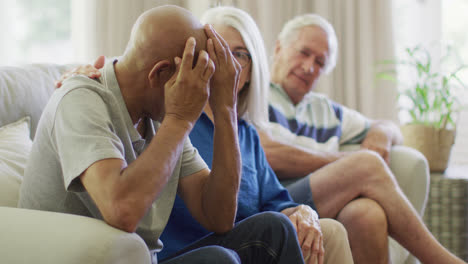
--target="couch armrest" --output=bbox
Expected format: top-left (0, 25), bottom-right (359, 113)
top-left (388, 145), bottom-right (429, 264)
top-left (0, 207), bottom-right (152, 264)
top-left (387, 145), bottom-right (430, 215)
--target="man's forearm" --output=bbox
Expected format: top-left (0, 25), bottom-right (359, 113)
top-left (121, 116), bottom-right (192, 200)
top-left (202, 108), bottom-right (241, 232)
top-left (86, 116), bottom-right (193, 232)
top-left (263, 141), bottom-right (345, 179)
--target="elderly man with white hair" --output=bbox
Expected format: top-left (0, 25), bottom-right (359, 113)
top-left (259, 13), bottom-right (466, 264)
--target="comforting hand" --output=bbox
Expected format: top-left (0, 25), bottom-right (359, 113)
top-left (54, 55), bottom-right (105, 88)
top-left (164, 37), bottom-right (215, 126)
top-left (204, 24), bottom-right (241, 115)
top-left (282, 205), bottom-right (324, 264)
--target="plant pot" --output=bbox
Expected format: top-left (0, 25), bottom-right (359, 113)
top-left (400, 124), bottom-right (455, 172)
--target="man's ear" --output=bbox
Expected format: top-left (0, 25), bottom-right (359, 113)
top-left (274, 40), bottom-right (282, 56)
top-left (148, 60), bottom-right (171, 86)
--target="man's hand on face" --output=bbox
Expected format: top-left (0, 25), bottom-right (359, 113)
top-left (164, 37), bottom-right (215, 127)
top-left (54, 55), bottom-right (105, 88)
top-left (204, 24), bottom-right (242, 116)
top-left (284, 205), bottom-right (325, 264)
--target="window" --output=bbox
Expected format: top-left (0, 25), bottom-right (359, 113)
top-left (392, 0), bottom-right (468, 167)
top-left (392, 0), bottom-right (443, 125)
top-left (442, 0), bottom-right (468, 167)
top-left (0, 0), bottom-right (72, 65)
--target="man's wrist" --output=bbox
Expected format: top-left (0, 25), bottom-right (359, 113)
top-left (163, 113), bottom-right (194, 131)
top-left (212, 106), bottom-right (237, 123)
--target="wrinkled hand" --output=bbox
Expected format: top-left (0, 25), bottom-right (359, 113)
top-left (361, 128), bottom-right (392, 164)
top-left (285, 205), bottom-right (324, 264)
top-left (204, 24), bottom-right (241, 115)
top-left (164, 37), bottom-right (215, 126)
top-left (55, 55), bottom-right (105, 88)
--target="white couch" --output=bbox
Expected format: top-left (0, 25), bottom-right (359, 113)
top-left (0, 63), bottom-right (429, 264)
top-left (0, 64), bottom-right (152, 264)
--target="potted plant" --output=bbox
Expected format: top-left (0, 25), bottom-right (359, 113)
top-left (377, 45), bottom-right (467, 172)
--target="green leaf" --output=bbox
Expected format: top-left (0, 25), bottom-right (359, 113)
top-left (376, 72), bottom-right (397, 82)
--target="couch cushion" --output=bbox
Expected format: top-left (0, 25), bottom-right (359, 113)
top-left (0, 64), bottom-right (72, 139)
top-left (0, 117), bottom-right (32, 207)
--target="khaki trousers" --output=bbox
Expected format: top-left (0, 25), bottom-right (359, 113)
top-left (320, 218), bottom-right (354, 264)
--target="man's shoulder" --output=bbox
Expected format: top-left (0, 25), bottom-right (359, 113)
top-left (51, 76), bottom-right (113, 110)
top-left (302, 91), bottom-right (333, 104)
top-left (301, 92), bottom-right (346, 113)
top-left (39, 76), bottom-right (116, 136)
top-left (59, 75), bottom-right (107, 97)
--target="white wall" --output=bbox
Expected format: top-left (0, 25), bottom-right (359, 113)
top-left (0, 1), bottom-right (25, 65)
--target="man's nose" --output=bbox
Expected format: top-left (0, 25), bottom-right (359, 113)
top-left (302, 58), bottom-right (315, 73)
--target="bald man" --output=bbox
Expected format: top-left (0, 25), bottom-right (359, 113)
top-left (19, 6), bottom-right (305, 264)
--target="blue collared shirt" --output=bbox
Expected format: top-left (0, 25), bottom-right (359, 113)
top-left (158, 113), bottom-right (298, 260)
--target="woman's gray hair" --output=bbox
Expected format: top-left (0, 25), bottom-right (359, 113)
top-left (277, 14), bottom-right (338, 74)
top-left (201, 6), bottom-right (270, 130)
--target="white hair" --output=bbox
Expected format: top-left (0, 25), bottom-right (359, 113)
top-left (278, 14), bottom-right (338, 74)
top-left (201, 6), bottom-right (270, 130)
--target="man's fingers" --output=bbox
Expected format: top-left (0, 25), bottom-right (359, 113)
top-left (206, 38), bottom-right (217, 65)
top-left (204, 25), bottom-right (227, 62)
top-left (204, 24), bottom-right (217, 42)
top-left (206, 24), bottom-right (230, 50)
top-left (172, 57), bottom-right (182, 80)
top-left (203, 59), bottom-right (215, 81)
top-left (194, 50), bottom-right (210, 76)
top-left (165, 56), bottom-right (182, 89)
top-left (180, 37), bottom-right (196, 72)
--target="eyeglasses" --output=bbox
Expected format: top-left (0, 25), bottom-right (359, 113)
top-left (231, 50), bottom-right (252, 68)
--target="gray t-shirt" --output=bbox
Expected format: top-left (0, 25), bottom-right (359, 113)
top-left (19, 60), bottom-right (207, 251)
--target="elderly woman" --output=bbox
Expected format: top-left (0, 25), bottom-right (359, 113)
top-left (56, 6), bottom-right (353, 264)
top-left (158, 6), bottom-right (353, 264)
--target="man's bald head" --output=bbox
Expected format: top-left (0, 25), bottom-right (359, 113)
top-left (123, 5), bottom-right (207, 71)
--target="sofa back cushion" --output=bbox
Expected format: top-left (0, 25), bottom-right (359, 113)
top-left (0, 117), bottom-right (32, 207)
top-left (0, 64), bottom-right (71, 139)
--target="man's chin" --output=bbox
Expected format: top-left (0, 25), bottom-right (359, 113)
top-left (287, 78), bottom-right (311, 94)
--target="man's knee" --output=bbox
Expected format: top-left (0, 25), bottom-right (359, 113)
top-left (352, 150), bottom-right (386, 172)
top-left (337, 198), bottom-right (388, 233)
top-left (349, 150), bottom-right (396, 186)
